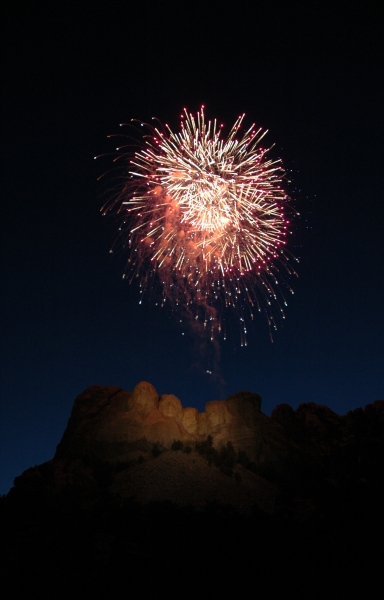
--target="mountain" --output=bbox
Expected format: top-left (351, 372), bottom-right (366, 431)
top-left (2, 382), bottom-right (384, 598)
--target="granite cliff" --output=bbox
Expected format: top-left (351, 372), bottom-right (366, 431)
top-left (3, 382), bottom-right (384, 597)
top-left (54, 381), bottom-right (277, 465)
top-left (9, 380), bottom-right (384, 513)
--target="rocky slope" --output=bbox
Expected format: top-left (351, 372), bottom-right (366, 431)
top-left (6, 380), bottom-right (384, 516)
top-left (2, 382), bottom-right (384, 597)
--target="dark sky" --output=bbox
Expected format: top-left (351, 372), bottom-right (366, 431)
top-left (1, 1), bottom-right (383, 494)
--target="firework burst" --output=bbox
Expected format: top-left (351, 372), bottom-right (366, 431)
top-left (100, 107), bottom-right (298, 345)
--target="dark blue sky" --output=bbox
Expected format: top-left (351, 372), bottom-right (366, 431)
top-left (1, 1), bottom-right (383, 494)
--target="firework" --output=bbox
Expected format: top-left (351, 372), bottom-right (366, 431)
top-left (101, 107), bottom-right (298, 344)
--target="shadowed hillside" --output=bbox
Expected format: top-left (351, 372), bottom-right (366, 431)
top-left (2, 382), bottom-right (384, 598)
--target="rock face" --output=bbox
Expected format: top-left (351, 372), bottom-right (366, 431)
top-left (52, 381), bottom-right (384, 497)
top-left (7, 381), bottom-right (384, 516)
top-left (55, 381), bottom-right (265, 463)
top-left (4, 383), bottom-right (384, 598)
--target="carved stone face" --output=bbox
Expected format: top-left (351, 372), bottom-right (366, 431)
top-left (181, 407), bottom-right (199, 434)
top-left (129, 381), bottom-right (159, 417)
top-left (159, 394), bottom-right (183, 421)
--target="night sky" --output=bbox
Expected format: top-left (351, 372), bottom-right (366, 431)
top-left (1, 1), bottom-right (383, 495)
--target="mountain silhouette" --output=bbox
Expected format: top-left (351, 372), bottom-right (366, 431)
top-left (2, 382), bottom-right (384, 598)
